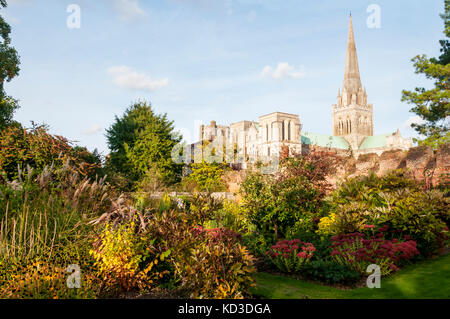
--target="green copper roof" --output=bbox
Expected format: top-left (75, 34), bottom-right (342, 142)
top-left (301, 132), bottom-right (350, 150)
top-left (358, 134), bottom-right (390, 150)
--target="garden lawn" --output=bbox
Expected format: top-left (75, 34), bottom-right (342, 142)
top-left (253, 253), bottom-right (450, 299)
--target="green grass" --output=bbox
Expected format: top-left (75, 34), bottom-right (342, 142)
top-left (253, 253), bottom-right (450, 299)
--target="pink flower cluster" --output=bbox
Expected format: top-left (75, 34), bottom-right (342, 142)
top-left (266, 239), bottom-right (316, 260)
top-left (330, 228), bottom-right (419, 272)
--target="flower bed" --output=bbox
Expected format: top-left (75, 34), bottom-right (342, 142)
top-left (330, 226), bottom-right (420, 276)
top-left (265, 239), bottom-right (316, 272)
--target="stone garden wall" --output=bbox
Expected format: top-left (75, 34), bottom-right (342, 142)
top-left (224, 143), bottom-right (450, 192)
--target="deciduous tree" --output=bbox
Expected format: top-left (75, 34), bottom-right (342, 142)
top-left (0, 0), bottom-right (20, 128)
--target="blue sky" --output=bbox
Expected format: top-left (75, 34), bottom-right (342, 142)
top-left (2, 0), bottom-right (446, 154)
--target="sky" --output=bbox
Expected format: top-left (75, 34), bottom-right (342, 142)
top-left (2, 0), bottom-right (446, 155)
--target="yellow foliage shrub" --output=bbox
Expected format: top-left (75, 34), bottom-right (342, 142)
top-left (316, 213), bottom-right (337, 236)
top-left (90, 220), bottom-right (169, 294)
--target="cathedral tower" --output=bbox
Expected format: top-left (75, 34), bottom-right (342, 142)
top-left (332, 15), bottom-right (373, 150)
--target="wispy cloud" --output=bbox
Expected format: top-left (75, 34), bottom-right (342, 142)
top-left (107, 66), bottom-right (169, 91)
top-left (113, 0), bottom-right (146, 21)
top-left (225, 0), bottom-right (233, 16)
top-left (7, 0), bottom-right (31, 5)
top-left (247, 10), bottom-right (256, 23)
top-left (2, 12), bottom-right (20, 25)
top-left (81, 124), bottom-right (102, 135)
top-left (261, 62), bottom-right (306, 80)
top-left (402, 115), bottom-right (425, 130)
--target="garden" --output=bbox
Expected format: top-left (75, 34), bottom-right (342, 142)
top-left (0, 126), bottom-right (448, 298)
top-left (0, 0), bottom-right (449, 300)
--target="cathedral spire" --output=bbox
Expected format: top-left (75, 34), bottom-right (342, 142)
top-left (343, 14), bottom-right (362, 94)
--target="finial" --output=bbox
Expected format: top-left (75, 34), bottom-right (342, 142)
top-left (350, 11), bottom-right (352, 17)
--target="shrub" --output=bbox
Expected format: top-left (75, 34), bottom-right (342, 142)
top-left (174, 226), bottom-right (256, 299)
top-left (329, 170), bottom-right (419, 208)
top-left (90, 219), bottom-right (170, 295)
top-left (265, 239), bottom-right (315, 273)
top-left (302, 260), bottom-right (361, 285)
top-left (129, 209), bottom-right (256, 299)
top-left (188, 192), bottom-right (223, 226)
top-left (183, 162), bottom-right (228, 192)
top-left (330, 202), bottom-right (374, 235)
top-left (242, 232), bottom-right (274, 258)
top-left (0, 124), bottom-right (101, 180)
top-left (326, 171), bottom-right (449, 256)
top-left (207, 200), bottom-right (254, 235)
top-left (316, 213), bottom-right (337, 236)
top-left (240, 150), bottom-right (338, 242)
top-left (376, 190), bottom-right (449, 256)
top-left (330, 230), bottom-right (420, 276)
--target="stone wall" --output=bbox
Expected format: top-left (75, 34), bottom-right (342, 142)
top-left (330, 144), bottom-right (449, 187)
top-left (224, 143), bottom-right (450, 193)
top-left (433, 143), bottom-right (450, 186)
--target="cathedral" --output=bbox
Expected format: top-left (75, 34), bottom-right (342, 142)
top-left (193, 16), bottom-right (411, 165)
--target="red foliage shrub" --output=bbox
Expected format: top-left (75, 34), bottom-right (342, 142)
top-left (191, 226), bottom-right (241, 244)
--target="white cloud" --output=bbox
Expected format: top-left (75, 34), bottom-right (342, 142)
top-left (81, 124), bottom-right (102, 135)
top-left (261, 62), bottom-right (306, 80)
top-left (2, 12), bottom-right (20, 25)
top-left (247, 10), bottom-right (256, 22)
top-left (225, 0), bottom-right (233, 16)
top-left (7, 0), bottom-right (31, 5)
top-left (402, 115), bottom-right (425, 130)
top-left (113, 0), bottom-right (146, 21)
top-left (107, 66), bottom-right (169, 91)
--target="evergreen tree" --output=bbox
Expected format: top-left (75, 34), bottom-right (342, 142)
top-left (401, 0), bottom-right (450, 148)
top-left (106, 101), bottom-right (182, 187)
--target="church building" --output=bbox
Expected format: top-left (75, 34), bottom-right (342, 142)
top-left (194, 15), bottom-right (412, 165)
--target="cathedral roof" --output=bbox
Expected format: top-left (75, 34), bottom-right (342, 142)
top-left (301, 132), bottom-right (350, 150)
top-left (358, 134), bottom-right (391, 150)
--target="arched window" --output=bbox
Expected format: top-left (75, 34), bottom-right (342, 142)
top-left (266, 125), bottom-right (269, 141)
top-left (281, 121), bottom-right (285, 141)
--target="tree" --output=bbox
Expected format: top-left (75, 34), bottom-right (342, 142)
top-left (105, 101), bottom-right (183, 187)
top-left (0, 0), bottom-right (21, 129)
top-left (432, 0), bottom-right (450, 65)
top-left (401, 0), bottom-right (450, 149)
